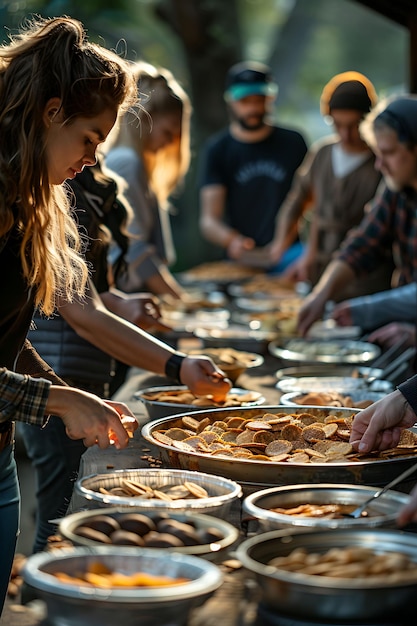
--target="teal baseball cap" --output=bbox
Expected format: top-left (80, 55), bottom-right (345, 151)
top-left (224, 61), bottom-right (278, 101)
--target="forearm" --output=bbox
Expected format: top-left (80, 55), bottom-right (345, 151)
top-left (59, 299), bottom-right (175, 375)
top-left (200, 213), bottom-right (238, 248)
top-left (272, 204), bottom-right (303, 253)
top-left (347, 284), bottom-right (417, 330)
top-left (310, 259), bottom-right (355, 299)
top-left (144, 266), bottom-right (185, 299)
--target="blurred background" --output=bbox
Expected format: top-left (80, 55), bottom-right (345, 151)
top-left (0, 0), bottom-right (409, 269)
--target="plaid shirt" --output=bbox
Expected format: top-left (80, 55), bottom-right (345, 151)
top-left (338, 185), bottom-right (417, 285)
top-left (0, 367), bottom-right (50, 427)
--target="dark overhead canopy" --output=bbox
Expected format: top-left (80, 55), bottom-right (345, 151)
top-left (353, 0), bottom-right (417, 90)
top-left (353, 0), bottom-right (416, 28)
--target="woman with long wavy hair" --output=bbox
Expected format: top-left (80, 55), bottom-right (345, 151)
top-left (0, 15), bottom-right (140, 611)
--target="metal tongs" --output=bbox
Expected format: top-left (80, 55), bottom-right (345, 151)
top-left (364, 337), bottom-right (416, 385)
top-left (343, 461), bottom-right (417, 518)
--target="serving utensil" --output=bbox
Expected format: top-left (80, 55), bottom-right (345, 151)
top-left (343, 460), bottom-right (417, 518)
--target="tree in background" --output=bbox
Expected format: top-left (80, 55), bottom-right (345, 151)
top-left (0, 0), bottom-right (408, 268)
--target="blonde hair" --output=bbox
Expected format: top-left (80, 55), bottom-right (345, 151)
top-left (0, 16), bottom-right (137, 315)
top-left (109, 61), bottom-right (192, 205)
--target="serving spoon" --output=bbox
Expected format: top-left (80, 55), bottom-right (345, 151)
top-left (344, 460), bottom-right (417, 518)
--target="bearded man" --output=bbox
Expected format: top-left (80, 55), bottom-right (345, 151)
top-left (199, 61), bottom-right (308, 271)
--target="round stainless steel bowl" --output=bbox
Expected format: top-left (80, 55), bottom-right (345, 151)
top-left (279, 389), bottom-right (388, 408)
top-left (22, 546), bottom-right (223, 626)
top-left (141, 405), bottom-right (417, 491)
top-left (269, 338), bottom-right (381, 364)
top-left (194, 325), bottom-right (278, 354)
top-left (275, 364), bottom-right (386, 382)
top-left (276, 374), bottom-right (393, 394)
top-left (58, 508), bottom-right (239, 562)
top-left (134, 385), bottom-right (265, 420)
top-left (236, 528), bottom-right (417, 621)
top-left (75, 468), bottom-right (242, 517)
top-left (242, 483), bottom-right (411, 531)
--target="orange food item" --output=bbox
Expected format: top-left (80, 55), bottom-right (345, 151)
top-left (53, 562), bottom-right (190, 588)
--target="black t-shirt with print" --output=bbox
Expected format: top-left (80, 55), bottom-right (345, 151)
top-left (199, 126), bottom-right (308, 247)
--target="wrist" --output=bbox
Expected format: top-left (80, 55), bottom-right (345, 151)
top-left (165, 352), bottom-right (186, 384)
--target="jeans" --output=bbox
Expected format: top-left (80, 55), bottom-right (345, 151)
top-left (0, 442), bottom-right (19, 615)
top-left (17, 417), bottom-right (86, 552)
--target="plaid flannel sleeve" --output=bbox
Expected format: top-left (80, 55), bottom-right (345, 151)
top-left (0, 367), bottom-right (51, 427)
top-left (337, 190), bottom-right (394, 275)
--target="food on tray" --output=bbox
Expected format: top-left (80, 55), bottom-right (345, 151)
top-left (141, 388), bottom-right (262, 408)
top-left (235, 274), bottom-right (296, 296)
top-left (188, 347), bottom-right (261, 369)
top-left (269, 503), bottom-right (372, 519)
top-left (183, 261), bottom-right (261, 282)
top-left (97, 479), bottom-right (209, 501)
top-left (284, 339), bottom-right (365, 357)
top-left (268, 546), bottom-right (417, 581)
top-left (53, 562), bottom-right (190, 587)
top-left (151, 410), bottom-right (417, 463)
top-left (293, 391), bottom-right (375, 409)
top-left (70, 512), bottom-right (225, 549)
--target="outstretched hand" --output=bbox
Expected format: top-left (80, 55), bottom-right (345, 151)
top-left (349, 390), bottom-right (415, 453)
top-left (181, 356), bottom-right (232, 402)
top-left (297, 292), bottom-right (327, 337)
top-left (47, 386), bottom-right (136, 449)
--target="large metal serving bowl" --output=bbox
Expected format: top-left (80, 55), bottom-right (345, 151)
top-left (194, 325), bottom-right (278, 354)
top-left (275, 363), bottom-right (387, 383)
top-left (276, 373), bottom-right (392, 394)
top-left (236, 528), bottom-right (417, 621)
top-left (242, 483), bottom-right (411, 532)
top-left (269, 337), bottom-right (381, 364)
top-left (134, 385), bottom-right (265, 420)
top-left (141, 406), bottom-right (417, 492)
top-left (279, 389), bottom-right (388, 408)
top-left (22, 546), bottom-right (223, 626)
top-left (58, 508), bottom-right (239, 562)
top-left (75, 468), bottom-right (242, 517)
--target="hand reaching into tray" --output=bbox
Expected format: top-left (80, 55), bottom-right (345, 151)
top-left (181, 356), bottom-right (232, 402)
top-left (350, 384), bottom-right (417, 527)
top-left (349, 389), bottom-right (415, 454)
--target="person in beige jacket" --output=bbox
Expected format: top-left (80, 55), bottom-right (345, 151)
top-left (264, 71), bottom-right (393, 299)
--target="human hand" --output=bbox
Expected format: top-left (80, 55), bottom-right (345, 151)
top-left (397, 483), bottom-right (417, 527)
top-left (227, 234), bottom-right (255, 260)
top-left (349, 390), bottom-right (415, 453)
top-left (107, 401), bottom-right (138, 439)
top-left (368, 323), bottom-right (416, 350)
top-left (332, 302), bottom-right (353, 327)
top-left (180, 356), bottom-right (232, 402)
top-left (268, 241), bottom-right (285, 265)
top-left (282, 257), bottom-right (310, 283)
top-left (113, 293), bottom-right (172, 333)
top-left (47, 386), bottom-right (135, 449)
top-left (297, 292), bottom-right (327, 336)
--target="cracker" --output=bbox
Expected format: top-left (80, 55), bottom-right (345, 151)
top-left (302, 425), bottom-right (326, 443)
top-left (281, 424), bottom-right (303, 441)
top-left (265, 439), bottom-right (293, 456)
